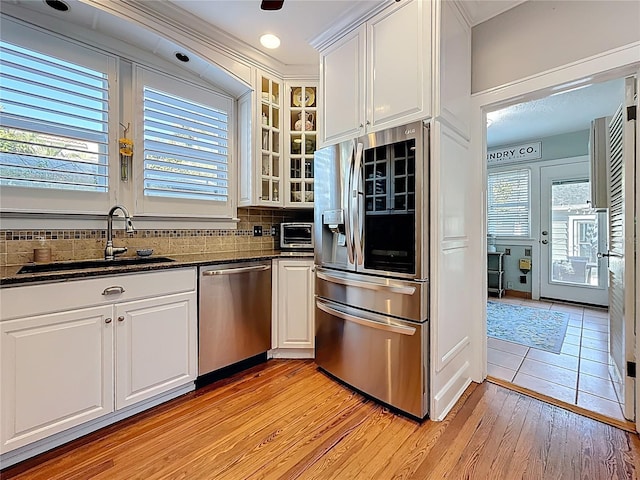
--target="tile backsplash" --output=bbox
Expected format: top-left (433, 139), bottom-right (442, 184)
top-left (0, 208), bottom-right (308, 267)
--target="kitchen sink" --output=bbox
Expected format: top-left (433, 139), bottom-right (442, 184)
top-left (17, 256), bottom-right (175, 274)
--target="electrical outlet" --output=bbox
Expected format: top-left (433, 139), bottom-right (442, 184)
top-left (520, 275), bottom-right (527, 284)
top-left (271, 226), bottom-right (277, 236)
top-left (507, 281), bottom-right (514, 289)
top-left (253, 225), bottom-right (263, 237)
top-left (505, 248), bottom-right (511, 255)
top-left (524, 248), bottom-right (532, 256)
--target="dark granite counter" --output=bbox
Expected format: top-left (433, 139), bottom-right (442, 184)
top-left (0, 250), bottom-right (314, 287)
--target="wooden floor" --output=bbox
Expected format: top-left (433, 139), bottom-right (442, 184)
top-left (3, 360), bottom-right (640, 479)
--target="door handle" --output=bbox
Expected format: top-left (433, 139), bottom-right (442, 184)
top-left (102, 286), bottom-right (125, 296)
top-left (316, 299), bottom-right (416, 336)
top-left (598, 252), bottom-right (622, 258)
top-left (541, 239), bottom-right (548, 245)
top-left (316, 269), bottom-right (416, 295)
top-left (541, 230), bottom-right (548, 236)
top-left (202, 264), bottom-right (271, 276)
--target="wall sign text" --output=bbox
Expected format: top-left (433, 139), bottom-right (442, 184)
top-left (487, 141), bottom-right (542, 165)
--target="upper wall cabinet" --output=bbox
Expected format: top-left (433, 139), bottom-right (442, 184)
top-left (284, 81), bottom-right (318, 208)
top-left (319, 0), bottom-right (432, 146)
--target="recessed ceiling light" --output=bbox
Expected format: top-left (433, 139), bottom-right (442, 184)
top-left (260, 34), bottom-right (281, 49)
top-left (44, 0), bottom-right (70, 12)
top-left (175, 52), bottom-right (190, 63)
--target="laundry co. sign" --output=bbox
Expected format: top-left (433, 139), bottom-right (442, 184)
top-left (487, 141), bottom-right (542, 165)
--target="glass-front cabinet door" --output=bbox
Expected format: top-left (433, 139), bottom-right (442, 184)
top-left (285, 81), bottom-right (317, 207)
top-left (259, 72), bottom-right (282, 204)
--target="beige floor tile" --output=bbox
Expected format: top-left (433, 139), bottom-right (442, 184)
top-left (526, 349), bottom-right (579, 370)
top-left (577, 391), bottom-right (624, 421)
top-left (579, 373), bottom-right (619, 402)
top-left (568, 318), bottom-right (583, 328)
top-left (581, 329), bottom-right (607, 341)
top-left (560, 342), bottom-right (580, 357)
top-left (579, 358), bottom-right (611, 380)
top-left (487, 347), bottom-right (525, 370)
top-left (583, 308), bottom-right (609, 319)
top-left (583, 315), bottom-right (608, 326)
top-left (582, 321), bottom-right (608, 333)
top-left (518, 358), bottom-right (578, 388)
top-left (487, 363), bottom-right (516, 382)
top-left (487, 337), bottom-right (529, 356)
top-left (513, 372), bottom-right (576, 404)
top-left (563, 334), bottom-right (581, 346)
top-left (580, 346), bottom-right (609, 364)
top-left (581, 337), bottom-right (608, 352)
top-left (550, 304), bottom-right (585, 315)
top-left (566, 326), bottom-right (582, 337)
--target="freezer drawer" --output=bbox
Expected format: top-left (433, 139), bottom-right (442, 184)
top-left (316, 267), bottom-right (428, 322)
top-left (315, 298), bottom-right (428, 419)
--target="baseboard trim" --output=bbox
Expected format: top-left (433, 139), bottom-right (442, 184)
top-left (487, 376), bottom-right (635, 433)
top-left (504, 290), bottom-right (532, 299)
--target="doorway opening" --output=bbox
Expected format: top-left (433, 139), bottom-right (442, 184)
top-left (484, 75), bottom-right (632, 425)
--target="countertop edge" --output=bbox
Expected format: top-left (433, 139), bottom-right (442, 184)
top-left (1, 251), bottom-right (314, 287)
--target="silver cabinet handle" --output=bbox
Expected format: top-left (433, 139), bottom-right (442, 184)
top-left (102, 286), bottom-right (125, 295)
top-left (202, 264), bottom-right (271, 276)
top-left (105, 318), bottom-right (112, 324)
top-left (316, 299), bottom-right (416, 336)
top-left (316, 269), bottom-right (416, 295)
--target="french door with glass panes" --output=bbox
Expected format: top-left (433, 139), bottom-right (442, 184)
top-left (539, 162), bottom-right (608, 306)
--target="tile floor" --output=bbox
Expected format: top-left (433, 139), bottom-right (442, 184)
top-left (487, 296), bottom-right (625, 422)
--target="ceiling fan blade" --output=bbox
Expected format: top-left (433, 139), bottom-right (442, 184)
top-left (261, 0), bottom-right (284, 10)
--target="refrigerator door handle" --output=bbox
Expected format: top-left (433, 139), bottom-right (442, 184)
top-left (352, 142), bottom-right (364, 265)
top-left (316, 299), bottom-right (417, 336)
top-left (316, 269), bottom-right (416, 295)
top-left (344, 141), bottom-right (356, 264)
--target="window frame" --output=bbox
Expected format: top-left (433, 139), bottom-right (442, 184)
top-left (132, 65), bottom-right (236, 219)
top-left (0, 18), bottom-right (119, 215)
top-left (487, 168), bottom-right (531, 238)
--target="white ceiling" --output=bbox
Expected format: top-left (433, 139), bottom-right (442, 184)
top-left (166, 0), bottom-right (527, 66)
top-left (486, 78), bottom-right (625, 147)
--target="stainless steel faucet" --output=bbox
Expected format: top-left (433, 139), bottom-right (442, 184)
top-left (105, 205), bottom-right (135, 260)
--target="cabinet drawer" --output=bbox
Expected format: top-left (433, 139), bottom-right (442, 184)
top-left (0, 268), bottom-right (196, 321)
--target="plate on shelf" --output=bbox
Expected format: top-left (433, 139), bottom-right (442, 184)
top-left (292, 88), bottom-right (315, 107)
top-left (261, 92), bottom-right (276, 103)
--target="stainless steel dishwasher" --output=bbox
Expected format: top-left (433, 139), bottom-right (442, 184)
top-left (198, 261), bottom-right (272, 376)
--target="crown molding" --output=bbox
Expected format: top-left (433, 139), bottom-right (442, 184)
top-left (309, 0), bottom-right (392, 52)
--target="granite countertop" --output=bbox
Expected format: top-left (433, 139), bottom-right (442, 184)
top-left (0, 250), bottom-right (314, 287)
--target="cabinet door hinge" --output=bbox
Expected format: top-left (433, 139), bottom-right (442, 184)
top-left (627, 105), bottom-right (637, 121)
top-left (627, 361), bottom-right (636, 378)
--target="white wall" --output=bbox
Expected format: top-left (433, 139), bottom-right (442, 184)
top-left (471, 0), bottom-right (640, 93)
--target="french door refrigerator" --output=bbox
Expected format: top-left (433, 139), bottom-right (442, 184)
top-left (314, 120), bottom-right (430, 419)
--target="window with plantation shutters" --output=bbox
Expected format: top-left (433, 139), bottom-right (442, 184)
top-left (135, 66), bottom-right (234, 218)
top-left (0, 21), bottom-right (117, 214)
top-left (487, 169), bottom-right (531, 237)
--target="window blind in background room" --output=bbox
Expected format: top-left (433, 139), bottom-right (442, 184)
top-left (487, 169), bottom-right (531, 237)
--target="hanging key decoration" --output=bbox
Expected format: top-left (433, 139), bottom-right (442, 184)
top-left (119, 123), bottom-right (133, 182)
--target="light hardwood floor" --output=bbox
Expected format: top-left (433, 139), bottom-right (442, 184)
top-left (3, 360), bottom-right (640, 479)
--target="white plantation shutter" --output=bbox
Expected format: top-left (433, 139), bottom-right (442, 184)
top-left (0, 19), bottom-right (117, 214)
top-left (135, 66), bottom-right (235, 218)
top-left (487, 169), bottom-right (530, 237)
top-left (143, 87), bottom-right (229, 201)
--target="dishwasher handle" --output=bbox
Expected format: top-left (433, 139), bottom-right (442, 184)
top-left (202, 264), bottom-right (271, 276)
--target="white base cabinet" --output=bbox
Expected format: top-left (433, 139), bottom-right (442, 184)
top-left (0, 269), bottom-right (197, 456)
top-left (0, 306), bottom-right (114, 453)
top-left (271, 258), bottom-right (315, 358)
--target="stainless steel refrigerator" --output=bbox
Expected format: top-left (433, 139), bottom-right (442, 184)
top-left (314, 120), bottom-right (430, 419)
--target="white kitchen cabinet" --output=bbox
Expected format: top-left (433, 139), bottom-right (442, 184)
top-left (284, 80), bottom-right (318, 208)
top-left (0, 306), bottom-right (114, 453)
top-left (0, 268), bottom-right (197, 456)
top-left (271, 258), bottom-right (315, 357)
top-left (115, 292), bottom-right (197, 409)
top-left (319, 0), bottom-right (431, 146)
top-left (239, 71), bottom-right (284, 207)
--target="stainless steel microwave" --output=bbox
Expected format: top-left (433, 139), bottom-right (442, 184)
top-left (280, 222), bottom-right (314, 250)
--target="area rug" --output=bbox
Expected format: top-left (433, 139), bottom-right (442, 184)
top-left (487, 301), bottom-right (570, 353)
